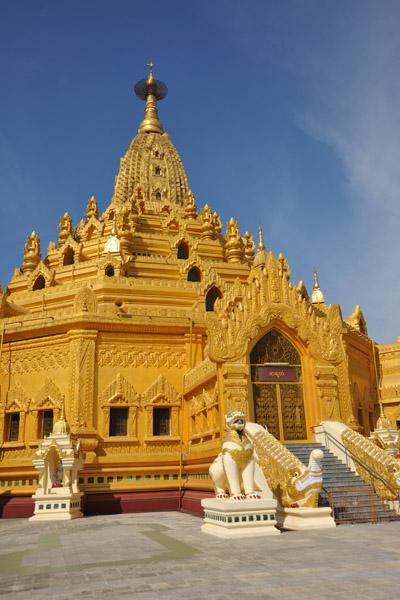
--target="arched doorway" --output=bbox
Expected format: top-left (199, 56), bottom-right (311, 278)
top-left (250, 329), bottom-right (308, 442)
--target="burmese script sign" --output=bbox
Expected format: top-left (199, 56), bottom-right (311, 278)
top-left (258, 366), bottom-right (296, 382)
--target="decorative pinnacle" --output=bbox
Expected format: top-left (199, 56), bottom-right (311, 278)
top-left (257, 226), bottom-right (266, 251)
top-left (312, 268), bottom-right (325, 304)
top-left (134, 62), bottom-right (168, 135)
top-left (111, 212), bottom-right (117, 236)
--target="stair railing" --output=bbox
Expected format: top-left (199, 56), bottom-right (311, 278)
top-left (315, 427), bottom-right (400, 504)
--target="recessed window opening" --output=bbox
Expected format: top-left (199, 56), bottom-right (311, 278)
top-left (109, 407), bottom-right (128, 437)
top-left (206, 287), bottom-right (222, 312)
top-left (187, 266), bottom-right (201, 282)
top-left (177, 243), bottom-right (189, 260)
top-left (105, 266), bottom-right (114, 277)
top-left (41, 410), bottom-right (53, 438)
top-left (153, 408), bottom-right (170, 436)
top-left (155, 167), bottom-right (161, 175)
top-left (63, 248), bottom-right (75, 266)
top-left (33, 275), bottom-right (46, 291)
top-left (8, 413), bottom-right (20, 442)
top-left (87, 225), bottom-right (95, 241)
top-left (155, 191), bottom-right (162, 200)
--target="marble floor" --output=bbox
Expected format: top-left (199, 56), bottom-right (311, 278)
top-left (1, 511), bottom-right (400, 599)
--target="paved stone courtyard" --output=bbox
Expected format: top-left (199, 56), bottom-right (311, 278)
top-left (1, 511), bottom-right (400, 599)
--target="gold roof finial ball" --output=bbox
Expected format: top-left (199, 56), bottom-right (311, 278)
top-left (134, 61), bottom-right (168, 134)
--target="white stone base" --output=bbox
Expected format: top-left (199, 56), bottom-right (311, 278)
top-left (275, 506), bottom-right (336, 530)
top-left (29, 489), bottom-right (83, 521)
top-left (201, 497), bottom-right (280, 538)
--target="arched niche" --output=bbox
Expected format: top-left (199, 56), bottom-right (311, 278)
top-left (63, 247), bottom-right (75, 266)
top-left (177, 242), bottom-right (189, 260)
top-left (188, 266), bottom-right (201, 283)
top-left (33, 274), bottom-right (46, 291)
top-left (205, 286), bottom-right (222, 312)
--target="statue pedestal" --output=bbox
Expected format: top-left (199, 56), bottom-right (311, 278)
top-left (275, 506), bottom-right (336, 530)
top-left (201, 498), bottom-right (280, 538)
top-left (30, 488), bottom-right (83, 521)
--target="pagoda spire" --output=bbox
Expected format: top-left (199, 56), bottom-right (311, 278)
top-left (253, 226), bottom-right (267, 267)
top-left (257, 226), bottom-right (266, 252)
top-left (134, 61), bottom-right (168, 135)
top-left (311, 268), bottom-right (325, 305)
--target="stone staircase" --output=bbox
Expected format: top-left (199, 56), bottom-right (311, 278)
top-left (285, 442), bottom-right (400, 524)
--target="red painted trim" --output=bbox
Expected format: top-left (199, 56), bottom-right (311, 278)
top-left (180, 490), bottom-right (214, 515)
top-left (0, 489), bottom-right (216, 518)
top-left (0, 495), bottom-right (34, 518)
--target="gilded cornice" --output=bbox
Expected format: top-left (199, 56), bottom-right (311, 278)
top-left (206, 255), bottom-right (346, 364)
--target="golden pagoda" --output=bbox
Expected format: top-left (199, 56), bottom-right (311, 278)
top-left (0, 65), bottom-right (394, 516)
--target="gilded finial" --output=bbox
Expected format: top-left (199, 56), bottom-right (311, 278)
top-left (253, 226), bottom-right (267, 267)
top-left (111, 212), bottom-right (117, 236)
top-left (311, 268), bottom-right (325, 304)
top-left (134, 62), bottom-right (168, 135)
top-left (258, 226), bottom-right (266, 251)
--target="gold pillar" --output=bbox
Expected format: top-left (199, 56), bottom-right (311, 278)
top-left (314, 364), bottom-right (341, 421)
top-left (221, 361), bottom-right (250, 418)
top-left (68, 329), bottom-right (98, 458)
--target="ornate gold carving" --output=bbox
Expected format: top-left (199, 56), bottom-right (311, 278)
top-left (58, 212), bottom-right (72, 246)
top-left (346, 305), bottom-right (368, 336)
top-left (68, 330), bottom-right (97, 429)
top-left (98, 252), bottom-right (126, 277)
top-left (243, 231), bottom-right (255, 260)
top-left (225, 217), bottom-right (244, 263)
top-left (22, 231), bottom-right (41, 273)
top-left (341, 428), bottom-right (400, 500)
top-left (206, 257), bottom-right (345, 364)
top-left (100, 373), bottom-right (140, 438)
top-left (1, 447), bottom-right (33, 459)
top-left (98, 440), bottom-right (181, 455)
top-left (184, 357), bottom-right (217, 394)
top-left (249, 428), bottom-right (323, 508)
top-left (86, 196), bottom-right (99, 221)
top-left (314, 363), bottom-right (340, 420)
top-left (142, 374), bottom-right (181, 406)
top-left (97, 345), bottom-right (186, 369)
top-left (80, 214), bottom-right (103, 242)
top-left (201, 204), bottom-right (214, 240)
top-left (222, 361), bottom-right (250, 418)
top-left (183, 190), bottom-right (198, 219)
top-left (0, 343), bottom-right (69, 376)
top-left (73, 287), bottom-right (98, 313)
top-left (143, 375), bottom-right (181, 439)
top-left (6, 381), bottom-right (30, 412)
top-left (27, 261), bottom-right (55, 291)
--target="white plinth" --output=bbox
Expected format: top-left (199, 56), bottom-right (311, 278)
top-left (30, 489), bottom-right (83, 521)
top-left (201, 498), bottom-right (280, 538)
top-left (275, 506), bottom-right (336, 530)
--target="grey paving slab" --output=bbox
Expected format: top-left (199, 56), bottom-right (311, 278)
top-left (1, 513), bottom-right (400, 598)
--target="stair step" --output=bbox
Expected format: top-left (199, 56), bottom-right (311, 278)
top-left (283, 441), bottom-right (400, 524)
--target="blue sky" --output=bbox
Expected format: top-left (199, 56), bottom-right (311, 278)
top-left (0, 0), bottom-right (399, 343)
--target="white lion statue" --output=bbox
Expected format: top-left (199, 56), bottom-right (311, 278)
top-left (209, 410), bottom-right (260, 500)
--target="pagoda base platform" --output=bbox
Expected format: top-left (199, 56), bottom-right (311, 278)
top-left (276, 506), bottom-right (336, 530)
top-left (201, 497), bottom-right (280, 538)
top-left (29, 489), bottom-right (83, 521)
